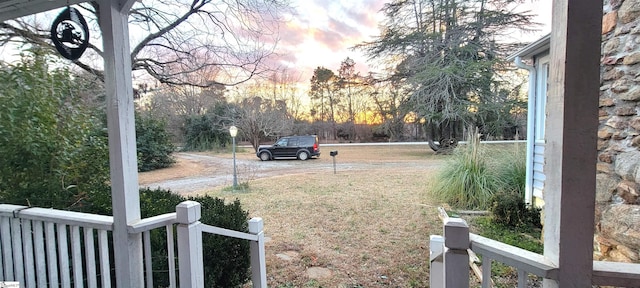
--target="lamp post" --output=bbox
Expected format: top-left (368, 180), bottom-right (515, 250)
top-left (229, 126), bottom-right (238, 189)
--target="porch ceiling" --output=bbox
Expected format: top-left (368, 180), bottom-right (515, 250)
top-left (0, 0), bottom-right (90, 22)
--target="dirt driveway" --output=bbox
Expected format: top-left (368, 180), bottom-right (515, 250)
top-left (138, 152), bottom-right (332, 194)
top-left (138, 146), bottom-right (442, 195)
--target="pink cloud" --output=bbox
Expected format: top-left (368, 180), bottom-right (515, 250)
top-left (327, 17), bottom-right (361, 39)
top-left (344, 0), bottom-right (385, 29)
top-left (262, 0), bottom-right (388, 82)
top-left (279, 21), bottom-right (309, 47)
top-left (311, 28), bottom-right (346, 52)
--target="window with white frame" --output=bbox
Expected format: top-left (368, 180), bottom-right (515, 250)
top-left (535, 54), bottom-right (550, 142)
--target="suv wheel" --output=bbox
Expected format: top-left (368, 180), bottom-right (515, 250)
top-left (298, 151), bottom-right (309, 161)
top-left (259, 152), bottom-right (271, 161)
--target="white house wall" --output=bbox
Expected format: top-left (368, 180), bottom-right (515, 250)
top-left (515, 49), bottom-right (550, 206)
top-left (533, 54), bottom-right (550, 202)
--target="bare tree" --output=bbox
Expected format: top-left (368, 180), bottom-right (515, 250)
top-left (235, 96), bottom-right (293, 152)
top-left (335, 57), bottom-right (376, 141)
top-left (146, 83), bottom-right (226, 116)
top-left (264, 68), bottom-right (305, 121)
top-left (337, 57), bottom-right (357, 123)
top-left (309, 66), bottom-right (338, 139)
top-left (0, 0), bottom-right (291, 87)
top-left (365, 73), bottom-right (411, 142)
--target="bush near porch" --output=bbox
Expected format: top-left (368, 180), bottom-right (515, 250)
top-left (138, 188), bottom-right (251, 287)
top-left (0, 51), bottom-right (175, 210)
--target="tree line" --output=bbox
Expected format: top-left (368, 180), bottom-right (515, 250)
top-left (137, 0), bottom-right (534, 152)
top-left (1, 0), bottom-right (536, 153)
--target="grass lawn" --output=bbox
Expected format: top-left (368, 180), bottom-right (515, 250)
top-left (204, 145), bottom-right (446, 287)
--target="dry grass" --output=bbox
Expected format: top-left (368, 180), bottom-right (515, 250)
top-left (204, 145), bottom-right (446, 287)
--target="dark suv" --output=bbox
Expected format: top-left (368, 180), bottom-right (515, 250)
top-left (256, 135), bottom-right (320, 161)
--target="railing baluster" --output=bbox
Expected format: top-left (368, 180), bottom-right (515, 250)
top-left (517, 269), bottom-right (527, 288)
top-left (22, 220), bottom-right (35, 287)
top-left (58, 224), bottom-right (71, 288)
top-left (71, 226), bottom-right (84, 288)
top-left (481, 255), bottom-right (492, 288)
top-left (34, 220), bottom-right (47, 287)
top-left (166, 224), bottom-right (176, 288)
top-left (0, 217), bottom-right (4, 281)
top-left (11, 218), bottom-right (24, 284)
top-left (84, 228), bottom-right (97, 288)
top-left (1, 216), bottom-right (13, 280)
top-left (46, 222), bottom-right (59, 287)
top-left (143, 231), bottom-right (153, 288)
top-left (0, 216), bottom-right (5, 281)
top-left (97, 229), bottom-right (111, 288)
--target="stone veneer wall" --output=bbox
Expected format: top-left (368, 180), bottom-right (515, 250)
top-left (596, 0), bottom-right (640, 263)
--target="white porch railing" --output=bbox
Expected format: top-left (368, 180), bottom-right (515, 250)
top-left (0, 202), bottom-right (267, 288)
top-left (429, 207), bottom-right (640, 287)
top-left (0, 204), bottom-right (114, 287)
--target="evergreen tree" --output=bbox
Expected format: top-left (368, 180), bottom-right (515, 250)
top-left (357, 0), bottom-right (535, 150)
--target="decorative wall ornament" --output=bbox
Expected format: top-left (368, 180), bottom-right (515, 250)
top-left (50, 7), bottom-right (89, 60)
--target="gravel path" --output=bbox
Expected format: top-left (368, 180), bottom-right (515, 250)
top-left (138, 152), bottom-right (441, 195)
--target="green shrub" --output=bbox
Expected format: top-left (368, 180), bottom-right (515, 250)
top-left (0, 51), bottom-right (110, 210)
top-left (192, 195), bottom-right (250, 287)
top-left (68, 127), bottom-right (112, 213)
top-left (486, 143), bottom-right (538, 230)
top-left (430, 131), bottom-right (498, 209)
top-left (139, 188), bottom-right (251, 287)
top-left (182, 113), bottom-right (231, 151)
top-left (489, 191), bottom-right (541, 231)
top-left (136, 113), bottom-right (176, 172)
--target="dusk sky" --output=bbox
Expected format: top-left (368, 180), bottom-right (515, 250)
top-left (276, 0), bottom-right (553, 84)
top-left (0, 1), bottom-right (552, 89)
top-left (275, 0), bottom-right (386, 81)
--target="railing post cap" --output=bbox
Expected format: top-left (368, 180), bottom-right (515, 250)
top-left (444, 218), bottom-right (469, 249)
top-left (444, 217), bottom-right (467, 227)
top-left (248, 217), bottom-right (264, 234)
top-left (176, 201), bottom-right (201, 223)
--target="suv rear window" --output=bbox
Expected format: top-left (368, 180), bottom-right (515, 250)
top-left (300, 138), bottom-right (314, 146)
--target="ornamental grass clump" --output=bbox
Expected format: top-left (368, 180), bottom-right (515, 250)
top-left (493, 141), bottom-right (526, 196)
top-left (430, 129), bottom-right (499, 210)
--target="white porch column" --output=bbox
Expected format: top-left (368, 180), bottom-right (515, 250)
top-left (99, 0), bottom-right (143, 287)
top-left (544, 0), bottom-right (602, 287)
